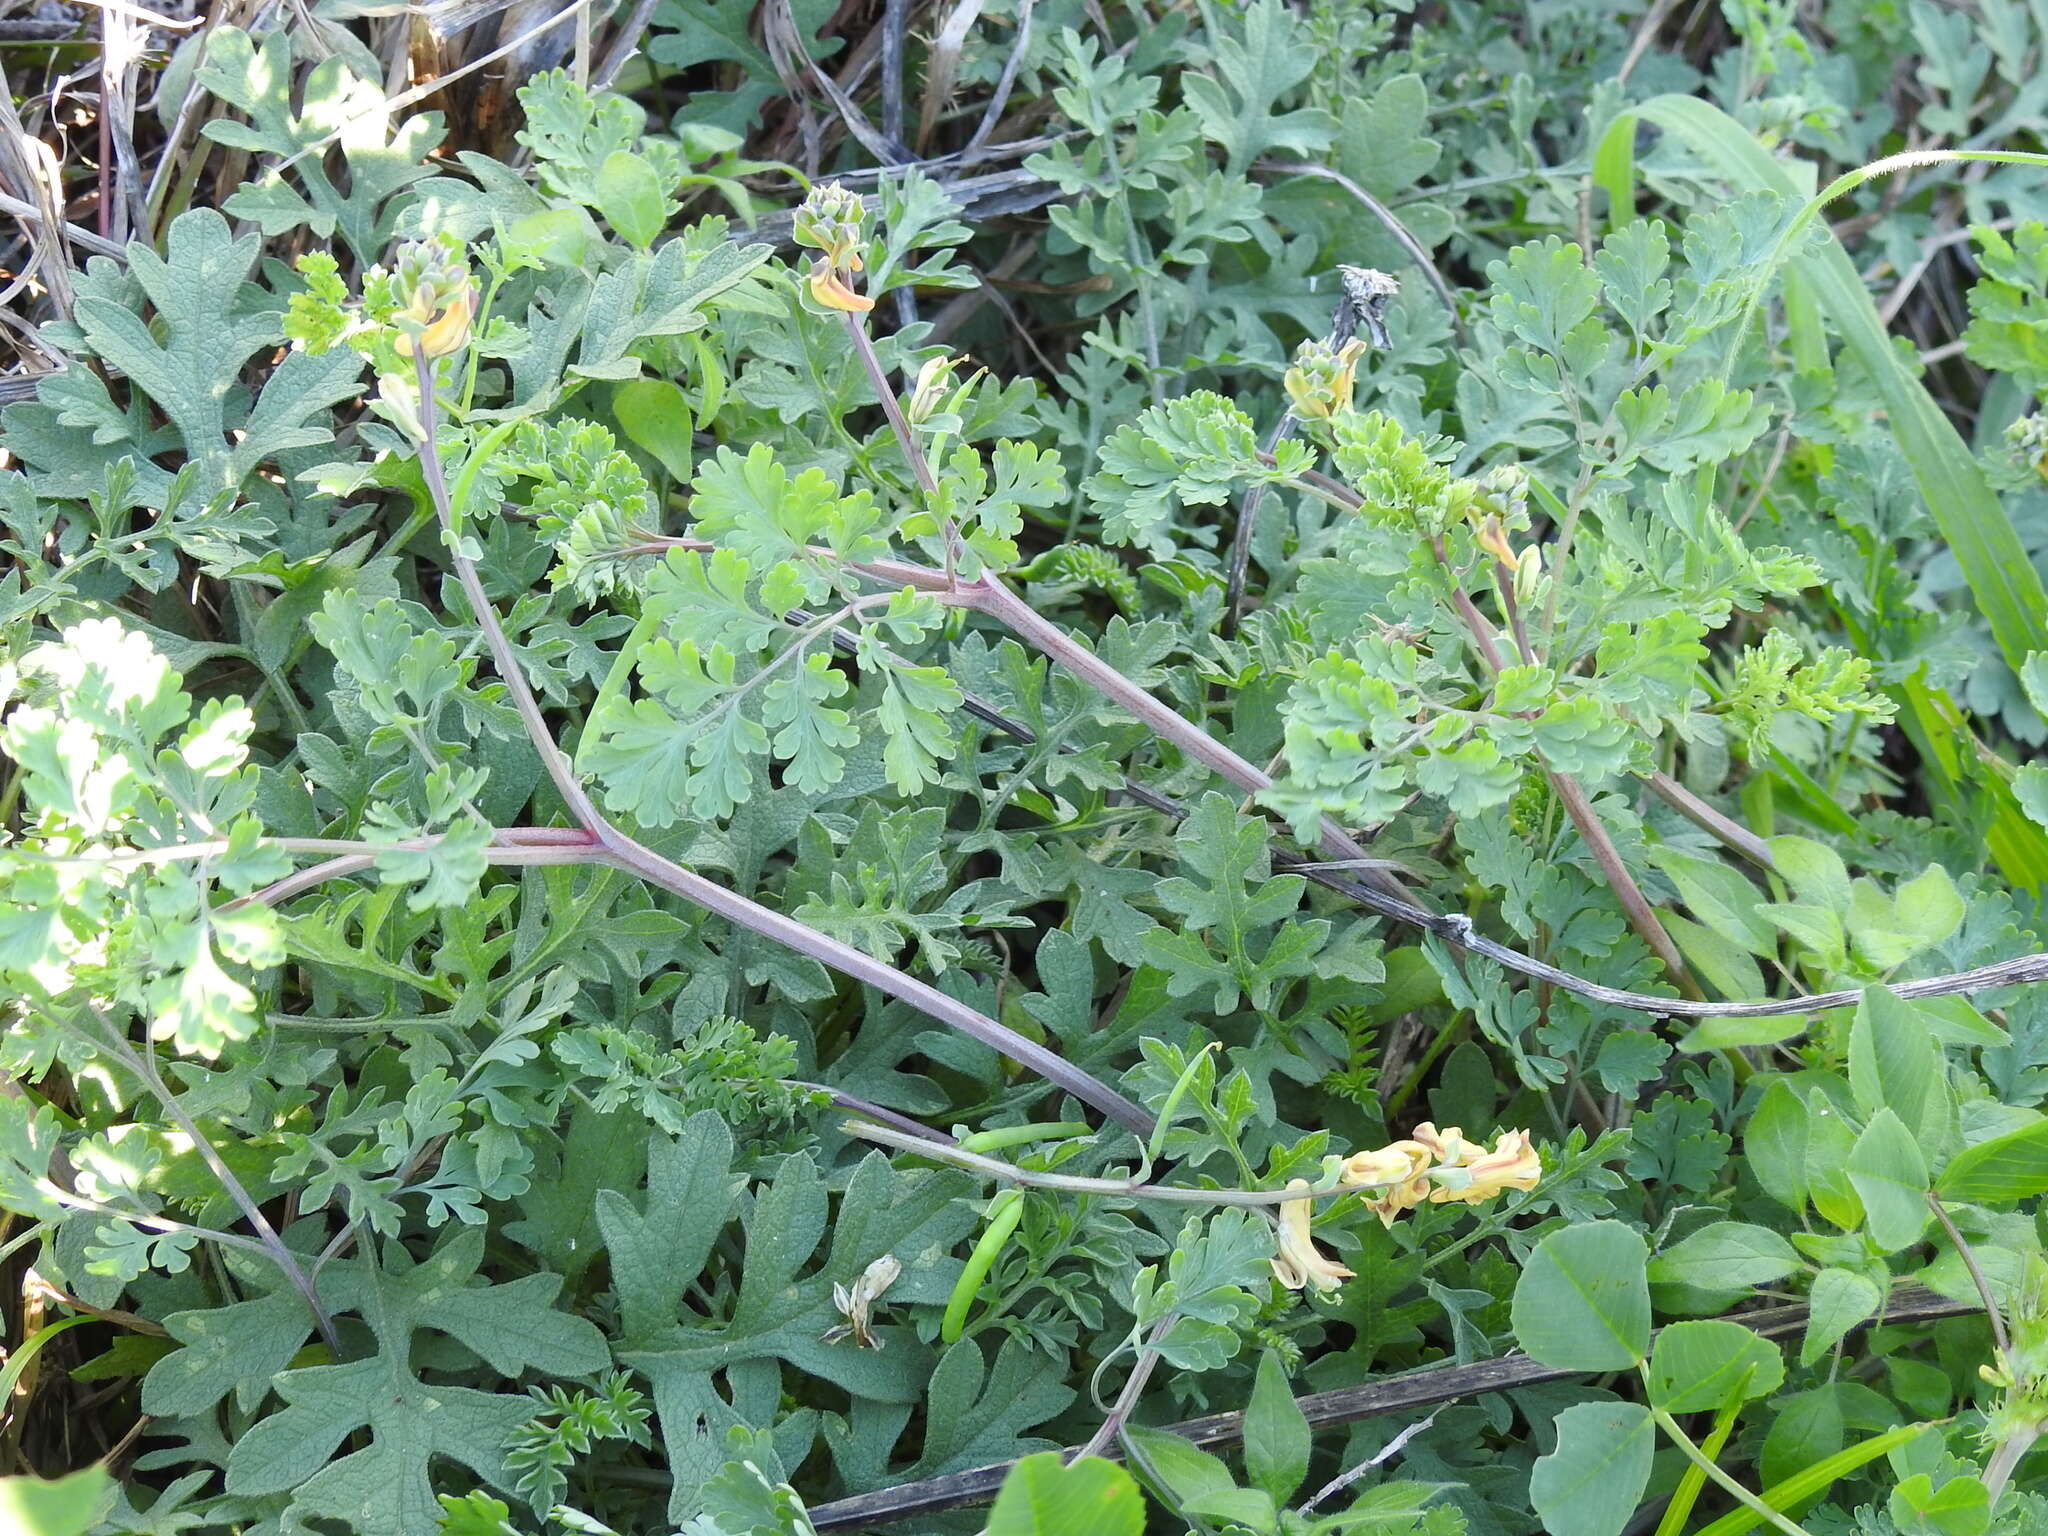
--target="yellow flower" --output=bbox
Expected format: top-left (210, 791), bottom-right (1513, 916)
top-left (1367, 1174), bottom-right (1433, 1228)
top-left (1269, 1180), bottom-right (1354, 1293)
top-left (1411, 1123), bottom-right (1482, 1164)
top-left (1336, 1139), bottom-right (1423, 1227)
top-left (1473, 514), bottom-right (1516, 568)
top-left (1338, 1124), bottom-right (1539, 1225)
top-left (807, 258), bottom-right (875, 313)
top-left (393, 285), bottom-right (475, 360)
top-left (1429, 1128), bottom-right (1541, 1206)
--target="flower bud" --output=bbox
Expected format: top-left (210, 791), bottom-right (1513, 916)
top-left (907, 354), bottom-right (962, 425)
top-left (2006, 413), bottom-right (2048, 482)
top-left (1478, 463), bottom-right (1529, 519)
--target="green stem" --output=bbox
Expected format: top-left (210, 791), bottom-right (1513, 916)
top-left (1649, 1403), bottom-right (1815, 1536)
top-left (1655, 1391), bottom-right (1747, 1536)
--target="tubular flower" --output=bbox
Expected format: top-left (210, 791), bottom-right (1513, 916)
top-left (1338, 1140), bottom-right (1431, 1188)
top-left (1411, 1122), bottom-right (1483, 1163)
top-left (1339, 1140), bottom-right (1433, 1229)
top-left (1473, 513), bottom-right (1516, 568)
top-left (1428, 1128), bottom-right (1542, 1206)
top-left (1368, 1169), bottom-right (1433, 1228)
top-left (1270, 1179), bottom-right (1355, 1293)
top-left (806, 259), bottom-right (875, 313)
top-left (394, 285), bottom-right (475, 359)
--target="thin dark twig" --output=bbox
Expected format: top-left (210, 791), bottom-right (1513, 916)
top-left (591, 0), bottom-right (661, 89)
top-left (766, 0), bottom-right (909, 164)
top-left (880, 0), bottom-right (908, 151)
top-left (1221, 411), bottom-right (1307, 642)
top-left (1928, 1191), bottom-right (2010, 1357)
top-left (806, 1286), bottom-right (1981, 1528)
top-left (1300, 1411), bottom-right (1439, 1513)
top-left (879, 0), bottom-right (917, 328)
top-left (795, 1083), bottom-right (961, 1145)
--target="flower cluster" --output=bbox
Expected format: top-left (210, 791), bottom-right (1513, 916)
top-left (1345, 1123), bottom-right (1541, 1225)
top-left (1283, 336), bottom-right (1368, 422)
top-left (793, 182), bottom-right (874, 313)
top-left (1270, 1125), bottom-right (1541, 1294)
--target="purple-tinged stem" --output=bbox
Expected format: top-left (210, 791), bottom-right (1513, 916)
top-left (232, 832), bottom-right (601, 912)
top-left (840, 310), bottom-right (939, 497)
top-left (1643, 770), bottom-right (1775, 870)
top-left (416, 352), bottom-right (607, 831)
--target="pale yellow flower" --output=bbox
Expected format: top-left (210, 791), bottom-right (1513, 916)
top-left (1337, 1124), bottom-right (1540, 1226)
top-left (1473, 515), bottom-right (1516, 568)
top-left (1367, 1176), bottom-right (1432, 1228)
top-left (1338, 1140), bottom-right (1431, 1190)
top-left (1337, 1140), bottom-right (1428, 1228)
top-left (1429, 1128), bottom-right (1541, 1206)
top-left (1269, 1180), bottom-right (1354, 1294)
